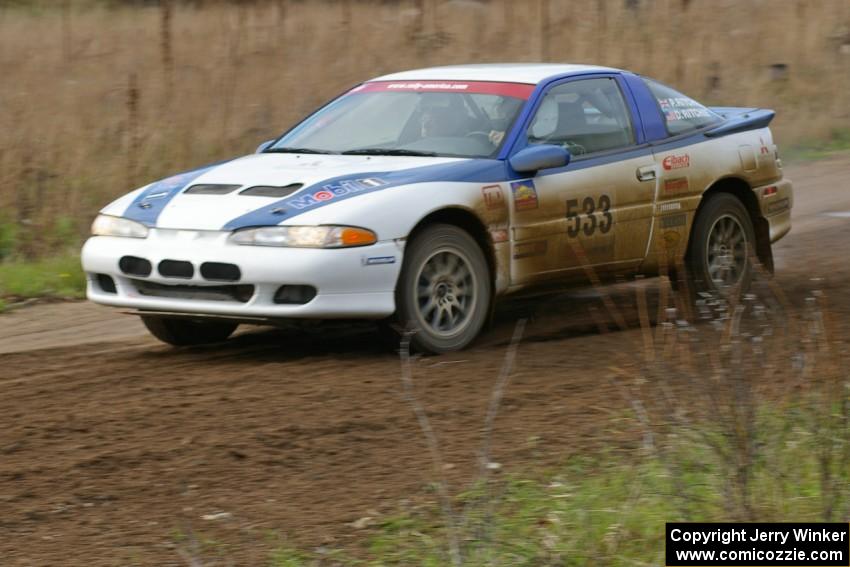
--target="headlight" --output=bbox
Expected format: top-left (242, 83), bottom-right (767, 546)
top-left (230, 225), bottom-right (377, 248)
top-left (91, 214), bottom-right (149, 238)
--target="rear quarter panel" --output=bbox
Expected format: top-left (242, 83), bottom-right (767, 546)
top-left (643, 126), bottom-right (786, 273)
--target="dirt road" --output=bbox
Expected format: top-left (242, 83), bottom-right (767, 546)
top-left (1, 156), bottom-right (848, 566)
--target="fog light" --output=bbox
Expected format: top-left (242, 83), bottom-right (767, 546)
top-left (96, 274), bottom-right (117, 294)
top-left (273, 285), bottom-right (317, 305)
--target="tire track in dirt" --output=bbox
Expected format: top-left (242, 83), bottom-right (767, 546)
top-left (0, 155), bottom-right (849, 566)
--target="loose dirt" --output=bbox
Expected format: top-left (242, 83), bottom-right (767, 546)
top-left (1, 156), bottom-right (848, 566)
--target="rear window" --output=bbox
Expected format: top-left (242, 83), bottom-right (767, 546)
top-left (642, 78), bottom-right (721, 135)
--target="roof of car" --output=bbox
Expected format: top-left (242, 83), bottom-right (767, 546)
top-left (371, 63), bottom-right (621, 85)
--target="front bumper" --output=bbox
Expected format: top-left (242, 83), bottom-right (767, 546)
top-left (81, 229), bottom-right (403, 320)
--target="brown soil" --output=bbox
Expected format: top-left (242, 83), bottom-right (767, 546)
top-left (1, 156), bottom-right (849, 566)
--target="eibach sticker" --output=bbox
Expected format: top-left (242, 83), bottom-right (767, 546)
top-left (511, 180), bottom-right (539, 211)
top-left (662, 154), bottom-right (690, 170)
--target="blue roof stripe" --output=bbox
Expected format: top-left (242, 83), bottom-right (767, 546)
top-left (123, 161), bottom-right (229, 226)
top-left (221, 159), bottom-right (510, 230)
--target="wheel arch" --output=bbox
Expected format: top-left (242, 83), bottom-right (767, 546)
top-left (406, 206), bottom-right (497, 283)
top-left (403, 206), bottom-right (499, 324)
top-left (689, 176), bottom-right (773, 272)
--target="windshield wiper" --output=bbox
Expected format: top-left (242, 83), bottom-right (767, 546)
top-left (341, 148), bottom-right (439, 157)
top-left (265, 147), bottom-right (336, 155)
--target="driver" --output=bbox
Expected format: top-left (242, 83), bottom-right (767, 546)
top-left (488, 97), bottom-right (523, 146)
top-left (419, 106), bottom-right (457, 138)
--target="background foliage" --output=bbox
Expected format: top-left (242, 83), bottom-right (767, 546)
top-left (1, 0), bottom-right (849, 260)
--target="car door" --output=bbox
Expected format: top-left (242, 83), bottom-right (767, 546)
top-left (508, 75), bottom-right (658, 286)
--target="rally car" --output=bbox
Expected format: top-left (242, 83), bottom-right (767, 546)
top-left (82, 63), bottom-right (793, 352)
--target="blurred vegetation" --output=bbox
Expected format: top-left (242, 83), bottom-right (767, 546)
top-left (262, 415), bottom-right (847, 566)
top-left (0, 254), bottom-right (85, 309)
top-left (0, 0), bottom-right (848, 263)
top-left (162, 280), bottom-right (849, 566)
top-left (260, 282), bottom-right (850, 566)
top-left (785, 127), bottom-right (850, 162)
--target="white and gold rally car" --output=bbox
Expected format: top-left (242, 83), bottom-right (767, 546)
top-left (82, 63), bottom-right (792, 352)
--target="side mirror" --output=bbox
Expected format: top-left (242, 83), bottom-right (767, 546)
top-left (255, 139), bottom-right (275, 154)
top-left (509, 144), bottom-right (570, 174)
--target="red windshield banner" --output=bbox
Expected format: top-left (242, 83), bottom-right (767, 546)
top-left (349, 80), bottom-right (536, 99)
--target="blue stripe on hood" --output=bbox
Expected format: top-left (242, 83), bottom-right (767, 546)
top-left (123, 162), bottom-right (227, 226)
top-left (221, 158), bottom-right (510, 231)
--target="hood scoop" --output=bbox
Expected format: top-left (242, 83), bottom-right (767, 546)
top-left (239, 183), bottom-right (303, 197)
top-left (184, 184), bottom-right (241, 195)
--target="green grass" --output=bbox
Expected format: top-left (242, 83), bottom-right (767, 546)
top-left (0, 253), bottom-right (86, 309)
top-left (261, 407), bottom-right (849, 567)
top-left (783, 127), bottom-right (850, 162)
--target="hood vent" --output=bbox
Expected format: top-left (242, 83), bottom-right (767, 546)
top-left (184, 184), bottom-right (241, 195)
top-left (239, 183), bottom-right (303, 197)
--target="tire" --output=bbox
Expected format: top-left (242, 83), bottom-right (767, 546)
top-left (684, 193), bottom-right (756, 299)
top-left (393, 223), bottom-right (492, 354)
top-left (141, 315), bottom-right (238, 346)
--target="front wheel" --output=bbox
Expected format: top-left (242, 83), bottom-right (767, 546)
top-left (393, 224), bottom-right (492, 353)
top-left (684, 193), bottom-right (756, 299)
top-left (141, 315), bottom-right (238, 346)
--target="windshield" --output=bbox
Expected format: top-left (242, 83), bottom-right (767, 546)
top-left (269, 81), bottom-right (534, 158)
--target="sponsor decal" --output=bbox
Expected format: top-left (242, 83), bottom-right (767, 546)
top-left (388, 82), bottom-right (469, 91)
top-left (661, 213), bottom-right (687, 229)
top-left (482, 185), bottom-right (505, 210)
top-left (658, 201), bottom-right (682, 212)
top-left (766, 197), bottom-right (790, 215)
top-left (664, 177), bottom-right (689, 193)
top-left (489, 228), bottom-right (509, 243)
top-left (511, 180), bottom-right (539, 211)
top-left (662, 230), bottom-right (682, 249)
top-left (289, 177), bottom-right (386, 210)
top-left (662, 154), bottom-right (690, 170)
top-left (759, 136), bottom-right (770, 155)
top-left (352, 81), bottom-right (536, 99)
top-left (513, 240), bottom-right (548, 259)
top-left (363, 256), bottom-right (396, 266)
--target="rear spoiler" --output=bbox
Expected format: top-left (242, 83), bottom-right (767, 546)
top-left (704, 107), bottom-right (775, 138)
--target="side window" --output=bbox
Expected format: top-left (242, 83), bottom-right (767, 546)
top-left (642, 78), bottom-right (721, 135)
top-left (526, 77), bottom-right (635, 156)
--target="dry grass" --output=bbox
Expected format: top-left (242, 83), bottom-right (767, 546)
top-left (1, 0), bottom-right (849, 258)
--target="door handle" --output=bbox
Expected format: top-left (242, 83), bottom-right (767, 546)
top-left (636, 166), bottom-right (656, 182)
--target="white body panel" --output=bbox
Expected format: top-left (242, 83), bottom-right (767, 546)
top-left (81, 63), bottom-right (792, 324)
top-left (83, 232), bottom-right (403, 319)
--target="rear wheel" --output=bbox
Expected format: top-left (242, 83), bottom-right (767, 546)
top-left (141, 315), bottom-right (238, 346)
top-left (392, 224), bottom-right (491, 353)
top-left (684, 193), bottom-right (755, 299)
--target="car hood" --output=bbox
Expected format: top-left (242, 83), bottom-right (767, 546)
top-left (111, 152), bottom-right (486, 231)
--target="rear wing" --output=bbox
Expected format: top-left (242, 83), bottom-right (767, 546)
top-left (704, 107), bottom-right (775, 138)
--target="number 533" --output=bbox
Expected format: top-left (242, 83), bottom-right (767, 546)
top-left (566, 195), bottom-right (612, 237)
